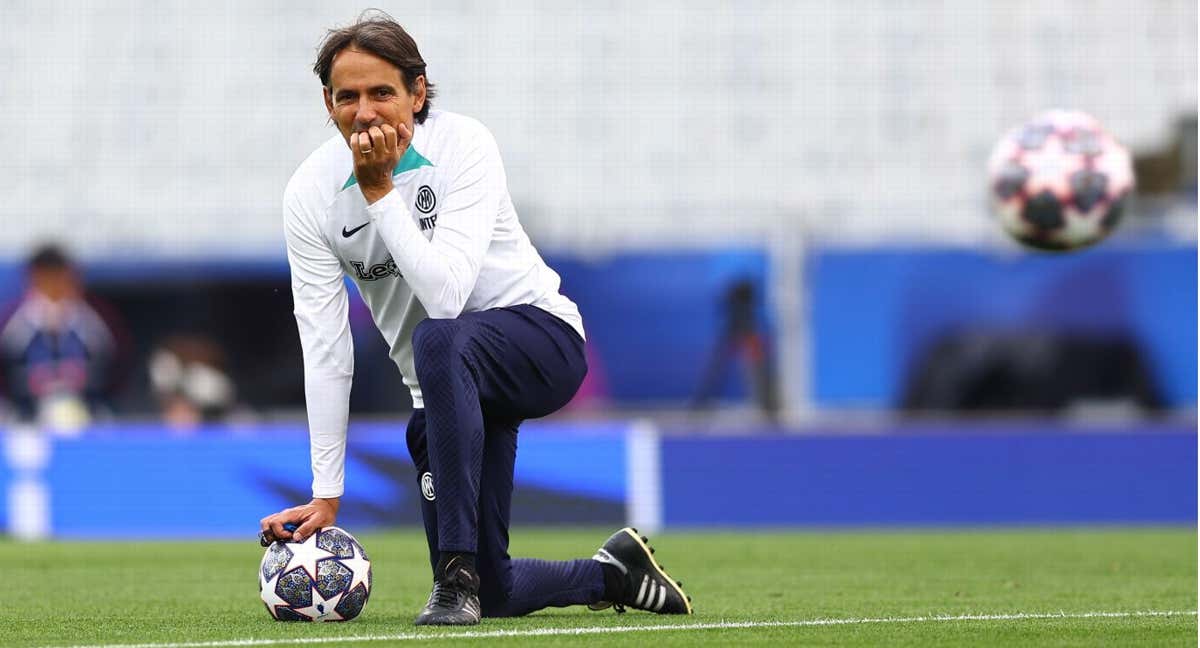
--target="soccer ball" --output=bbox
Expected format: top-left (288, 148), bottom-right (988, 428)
top-left (259, 526), bottom-right (372, 622)
top-left (987, 110), bottom-right (1134, 251)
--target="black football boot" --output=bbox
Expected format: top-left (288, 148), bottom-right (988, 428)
top-left (413, 555), bottom-right (482, 626)
top-left (589, 527), bottom-right (693, 614)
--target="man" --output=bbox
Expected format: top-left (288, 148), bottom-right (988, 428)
top-left (259, 15), bottom-right (692, 625)
top-left (0, 244), bottom-right (126, 428)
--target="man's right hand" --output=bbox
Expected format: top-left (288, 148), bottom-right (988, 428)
top-left (259, 497), bottom-right (339, 545)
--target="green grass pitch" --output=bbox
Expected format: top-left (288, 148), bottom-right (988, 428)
top-left (5, 527), bottom-right (1195, 647)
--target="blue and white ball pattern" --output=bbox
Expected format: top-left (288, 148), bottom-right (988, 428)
top-left (259, 526), bottom-right (372, 622)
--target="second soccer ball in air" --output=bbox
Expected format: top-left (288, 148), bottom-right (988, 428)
top-left (987, 110), bottom-right (1135, 251)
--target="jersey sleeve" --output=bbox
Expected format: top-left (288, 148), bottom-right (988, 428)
top-left (283, 190), bottom-right (354, 499)
top-left (365, 124), bottom-right (503, 319)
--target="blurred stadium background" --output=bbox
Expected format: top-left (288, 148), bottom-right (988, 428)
top-left (0, 1), bottom-right (1195, 544)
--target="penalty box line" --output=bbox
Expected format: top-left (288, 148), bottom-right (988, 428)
top-left (50, 610), bottom-right (1198, 648)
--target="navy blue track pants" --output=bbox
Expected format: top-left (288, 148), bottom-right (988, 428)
top-left (405, 304), bottom-right (604, 617)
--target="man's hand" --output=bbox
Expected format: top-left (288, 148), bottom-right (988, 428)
top-left (351, 123), bottom-right (411, 205)
top-left (259, 497), bottom-right (339, 545)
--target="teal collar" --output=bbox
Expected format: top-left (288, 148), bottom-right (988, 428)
top-left (342, 145), bottom-right (434, 190)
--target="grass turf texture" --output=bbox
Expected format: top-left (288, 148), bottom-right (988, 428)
top-left (4, 527), bottom-right (1195, 647)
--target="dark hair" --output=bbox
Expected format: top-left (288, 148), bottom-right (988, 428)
top-left (27, 244), bottom-right (72, 271)
top-left (314, 11), bottom-right (437, 124)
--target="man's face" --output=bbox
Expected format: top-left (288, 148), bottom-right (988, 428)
top-left (324, 48), bottom-right (426, 146)
top-left (29, 267), bottom-right (79, 302)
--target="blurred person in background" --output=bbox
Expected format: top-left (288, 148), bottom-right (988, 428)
top-left (148, 334), bottom-right (238, 431)
top-left (692, 278), bottom-right (780, 420)
top-left (258, 13), bottom-right (691, 626)
top-left (0, 244), bottom-right (127, 431)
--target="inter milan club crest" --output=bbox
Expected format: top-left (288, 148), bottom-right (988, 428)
top-left (415, 185), bottom-right (436, 214)
top-left (420, 472), bottom-right (436, 501)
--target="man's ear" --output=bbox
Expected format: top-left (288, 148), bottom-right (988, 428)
top-left (412, 76), bottom-right (427, 114)
top-left (323, 87), bottom-right (335, 117)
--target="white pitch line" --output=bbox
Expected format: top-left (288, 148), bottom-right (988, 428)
top-left (45, 610), bottom-right (1197, 648)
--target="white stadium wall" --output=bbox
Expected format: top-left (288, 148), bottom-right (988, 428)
top-left (1, 0), bottom-right (1195, 259)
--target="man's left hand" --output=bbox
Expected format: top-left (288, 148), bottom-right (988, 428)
top-left (352, 123), bottom-right (411, 205)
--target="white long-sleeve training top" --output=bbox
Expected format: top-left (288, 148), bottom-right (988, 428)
top-left (283, 110), bottom-right (584, 498)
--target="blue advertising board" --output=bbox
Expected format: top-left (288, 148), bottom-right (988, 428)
top-left (8, 421), bottom-right (626, 539)
top-left (809, 246), bottom-right (1198, 408)
top-left (0, 420), bottom-right (1193, 538)
top-left (660, 422), bottom-right (1197, 526)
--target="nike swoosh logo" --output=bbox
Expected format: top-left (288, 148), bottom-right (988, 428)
top-left (342, 223), bottom-right (369, 238)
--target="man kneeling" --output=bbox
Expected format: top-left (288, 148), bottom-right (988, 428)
top-left (258, 13), bottom-right (692, 625)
